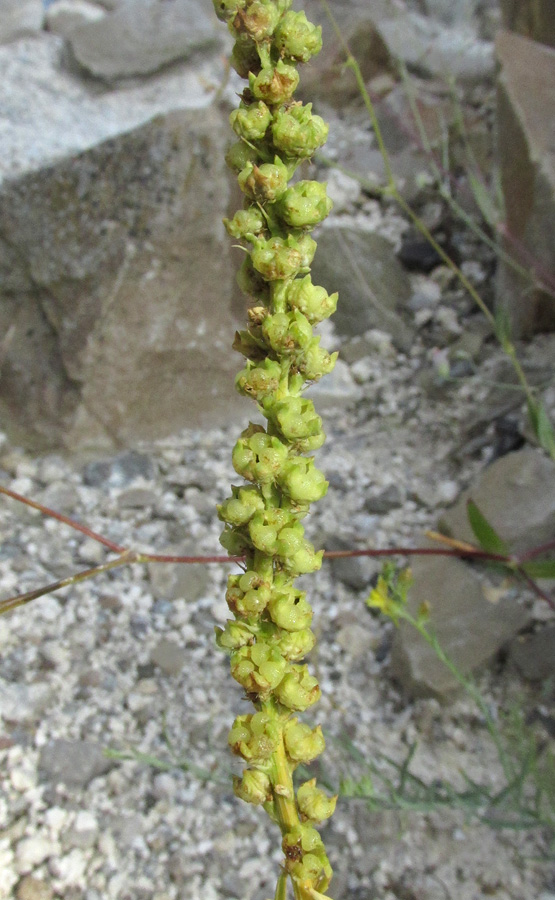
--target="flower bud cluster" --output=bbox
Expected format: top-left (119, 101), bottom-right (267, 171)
top-left (213, 1), bottom-right (337, 895)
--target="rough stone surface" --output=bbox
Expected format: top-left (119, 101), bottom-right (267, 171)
top-left (150, 637), bottom-right (187, 677)
top-left (45, 0), bottom-right (106, 38)
top-left (509, 624), bottom-right (555, 681)
top-left (500, 0), bottom-right (555, 47)
top-left (0, 0), bottom-right (43, 45)
top-left (68, 0), bottom-right (221, 79)
top-left (391, 553), bottom-right (530, 697)
top-left (439, 447), bottom-right (555, 554)
top-left (377, 12), bottom-right (495, 83)
top-left (310, 226), bottom-right (414, 350)
top-left (495, 30), bottom-right (555, 336)
top-left (0, 106), bottom-right (244, 452)
top-left (38, 740), bottom-right (113, 787)
top-left (15, 876), bottom-right (54, 900)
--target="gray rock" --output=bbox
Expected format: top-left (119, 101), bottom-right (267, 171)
top-left (16, 876), bottom-right (55, 900)
top-left (509, 625), bottom-right (555, 681)
top-left (82, 451), bottom-right (156, 487)
top-left (495, 30), bottom-right (555, 336)
top-left (377, 12), bottom-right (495, 83)
top-left (45, 0), bottom-right (106, 39)
top-left (439, 448), bottom-right (555, 555)
top-left (364, 484), bottom-right (403, 514)
top-left (116, 487), bottom-right (158, 510)
top-left (0, 1), bottom-right (43, 45)
top-left (68, 0), bottom-right (221, 79)
top-left (150, 637), bottom-right (187, 676)
top-left (325, 536), bottom-right (380, 592)
top-left (0, 681), bottom-right (54, 726)
top-left (0, 105), bottom-right (243, 453)
top-left (147, 546), bottom-right (210, 602)
top-left (390, 553), bottom-right (530, 696)
top-left (38, 739), bottom-right (113, 787)
top-left (500, 0), bottom-right (555, 47)
top-left (424, 0), bottom-right (478, 26)
top-left (310, 227), bottom-right (414, 351)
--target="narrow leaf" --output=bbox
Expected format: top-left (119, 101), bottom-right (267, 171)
top-left (521, 559), bottom-right (555, 579)
top-left (536, 403), bottom-right (555, 457)
top-left (466, 499), bottom-right (509, 556)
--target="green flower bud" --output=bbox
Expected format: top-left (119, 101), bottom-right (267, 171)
top-left (264, 396), bottom-right (322, 443)
top-left (283, 824), bottom-right (324, 857)
top-left (296, 234), bottom-right (317, 269)
top-left (277, 181), bottom-right (333, 228)
top-left (275, 627), bottom-right (315, 661)
top-left (215, 619), bottom-right (255, 650)
top-left (231, 642), bottom-right (288, 696)
top-left (213, 0), bottom-right (245, 23)
top-left (226, 570), bottom-right (272, 617)
top-left (230, 34), bottom-right (261, 78)
top-left (236, 358), bottom-right (283, 400)
top-left (250, 61), bottom-right (299, 105)
top-left (231, 0), bottom-right (281, 42)
top-left (297, 339), bottom-right (338, 381)
top-left (286, 275), bottom-right (338, 324)
top-left (219, 526), bottom-right (251, 556)
top-left (230, 101), bottom-right (272, 142)
top-left (225, 140), bottom-right (260, 173)
top-left (218, 484), bottom-right (265, 526)
top-left (271, 103), bottom-right (329, 158)
top-left (297, 779), bottom-right (337, 822)
top-left (274, 11), bottom-right (323, 62)
top-left (232, 427), bottom-right (288, 483)
top-left (287, 850), bottom-right (332, 890)
top-left (275, 521), bottom-right (306, 558)
top-left (286, 544), bottom-right (323, 576)
top-left (224, 206), bottom-right (266, 240)
top-left (238, 159), bottom-right (289, 203)
top-left (251, 236), bottom-right (304, 281)
top-left (229, 711), bottom-right (280, 761)
top-left (248, 507), bottom-right (295, 554)
top-left (261, 310), bottom-right (313, 354)
top-left (283, 719), bottom-right (325, 762)
top-left (233, 769), bottom-right (272, 805)
top-left (267, 587), bottom-right (312, 632)
top-left (274, 665), bottom-right (321, 711)
top-left (278, 457), bottom-right (328, 503)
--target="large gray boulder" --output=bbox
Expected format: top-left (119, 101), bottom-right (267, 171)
top-left (495, 30), bottom-right (555, 336)
top-left (0, 0), bottom-right (43, 45)
top-left (67, 0), bottom-right (222, 80)
top-left (0, 106), bottom-right (243, 453)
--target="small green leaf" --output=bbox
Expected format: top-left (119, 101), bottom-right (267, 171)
top-left (521, 559), bottom-right (555, 579)
top-left (466, 499), bottom-right (509, 556)
top-left (467, 170), bottom-right (500, 229)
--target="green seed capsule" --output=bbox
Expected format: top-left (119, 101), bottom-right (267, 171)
top-left (277, 180), bottom-right (333, 229)
top-left (271, 103), bottom-right (329, 158)
top-left (230, 33), bottom-right (261, 78)
top-left (230, 101), bottom-right (272, 142)
top-left (225, 141), bottom-right (260, 173)
top-left (232, 427), bottom-right (289, 483)
top-left (276, 627), bottom-right (315, 660)
top-left (215, 619), bottom-right (255, 650)
top-left (274, 11), bottom-right (323, 62)
top-left (231, 0), bottom-right (281, 41)
top-left (238, 158), bottom-right (290, 203)
top-left (285, 275), bottom-right (338, 324)
top-left (235, 358), bottom-right (283, 401)
top-left (274, 665), bottom-right (321, 710)
top-left (229, 711), bottom-right (280, 761)
top-left (297, 779), bottom-right (338, 822)
top-left (213, 0), bottom-right (246, 23)
top-left (250, 61), bottom-right (299, 105)
top-left (250, 236), bottom-right (303, 281)
top-left (278, 457), bottom-right (328, 503)
top-left (224, 207), bottom-right (266, 240)
top-left (231, 643), bottom-right (288, 696)
top-left (283, 719), bottom-right (325, 761)
top-left (267, 587), bottom-right (312, 632)
top-left (233, 769), bottom-right (272, 805)
top-left (297, 339), bottom-right (338, 381)
top-left (218, 484), bottom-right (265, 526)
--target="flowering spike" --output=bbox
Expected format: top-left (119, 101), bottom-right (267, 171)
top-left (214, 1), bottom-right (338, 896)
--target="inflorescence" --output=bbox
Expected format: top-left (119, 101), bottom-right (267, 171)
top-left (213, 2), bottom-right (338, 898)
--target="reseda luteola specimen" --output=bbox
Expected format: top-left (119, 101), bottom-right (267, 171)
top-left (213, 2), bottom-right (338, 898)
